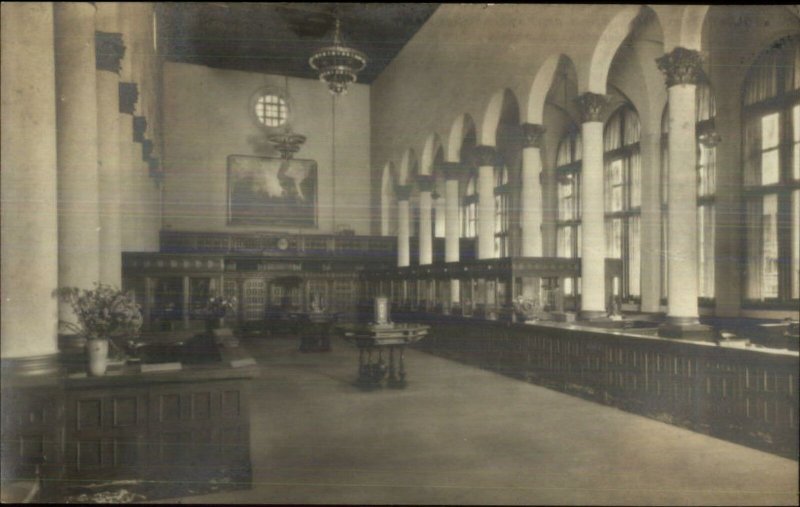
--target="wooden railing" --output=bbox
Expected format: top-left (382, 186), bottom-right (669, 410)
top-left (409, 314), bottom-right (799, 460)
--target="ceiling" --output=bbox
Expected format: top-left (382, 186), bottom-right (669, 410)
top-left (158, 3), bottom-right (440, 84)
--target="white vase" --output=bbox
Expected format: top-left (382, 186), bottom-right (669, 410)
top-left (86, 339), bottom-right (109, 376)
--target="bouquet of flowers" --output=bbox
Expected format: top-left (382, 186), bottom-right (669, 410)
top-left (205, 295), bottom-right (237, 319)
top-left (54, 284), bottom-right (143, 340)
top-left (54, 284), bottom-right (143, 357)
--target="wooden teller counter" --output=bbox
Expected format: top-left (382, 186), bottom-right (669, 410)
top-left (0, 338), bottom-right (259, 502)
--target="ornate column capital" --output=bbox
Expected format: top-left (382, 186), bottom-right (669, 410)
top-left (95, 31), bottom-right (125, 73)
top-left (395, 184), bottom-right (413, 201)
top-left (576, 92), bottom-right (609, 123)
top-left (656, 47), bottom-right (704, 88)
top-left (520, 123), bottom-right (546, 149)
top-left (133, 116), bottom-right (147, 143)
top-left (436, 162), bottom-right (464, 180)
top-left (119, 82), bottom-right (138, 114)
top-left (416, 174), bottom-right (435, 192)
top-left (474, 145), bottom-right (500, 167)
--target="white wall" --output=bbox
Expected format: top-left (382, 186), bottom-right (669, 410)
top-left (162, 62), bottom-right (371, 235)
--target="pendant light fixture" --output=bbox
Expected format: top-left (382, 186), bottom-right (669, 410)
top-left (267, 75), bottom-right (306, 159)
top-left (309, 17), bottom-right (367, 95)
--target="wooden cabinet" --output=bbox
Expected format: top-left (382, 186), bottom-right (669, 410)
top-left (0, 385), bottom-right (64, 481)
top-left (62, 379), bottom-right (251, 484)
top-left (2, 355), bottom-right (256, 500)
top-left (63, 387), bottom-right (148, 478)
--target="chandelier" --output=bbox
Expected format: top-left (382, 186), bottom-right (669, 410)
top-left (309, 18), bottom-right (367, 95)
top-left (267, 127), bottom-right (307, 159)
top-left (267, 75), bottom-right (307, 159)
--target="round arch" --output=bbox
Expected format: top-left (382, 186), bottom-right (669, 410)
top-left (399, 148), bottom-right (418, 185)
top-left (420, 133), bottom-right (444, 176)
top-left (582, 5), bottom-right (641, 94)
top-left (446, 114), bottom-right (477, 164)
top-left (479, 88), bottom-right (520, 147)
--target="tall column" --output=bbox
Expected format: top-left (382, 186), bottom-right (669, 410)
top-left (439, 162), bottom-right (463, 308)
top-left (396, 184), bottom-right (412, 267)
top-left (576, 92), bottom-right (609, 320)
top-left (118, 82), bottom-right (138, 253)
top-left (131, 115), bottom-right (148, 252)
top-left (96, 12), bottom-right (126, 286)
top-left (475, 146), bottom-right (498, 260)
top-left (639, 131), bottom-right (663, 313)
top-left (1, 3), bottom-right (60, 372)
top-left (417, 175), bottom-right (435, 265)
top-left (520, 123), bottom-right (546, 257)
top-left (55, 2), bottom-right (101, 324)
top-left (656, 47), bottom-right (710, 338)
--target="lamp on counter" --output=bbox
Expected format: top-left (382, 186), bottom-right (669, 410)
top-left (309, 18), bottom-right (367, 96)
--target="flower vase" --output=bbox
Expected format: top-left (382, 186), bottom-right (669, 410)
top-left (86, 339), bottom-right (109, 376)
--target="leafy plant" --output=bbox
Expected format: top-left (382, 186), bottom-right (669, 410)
top-left (54, 284), bottom-right (143, 343)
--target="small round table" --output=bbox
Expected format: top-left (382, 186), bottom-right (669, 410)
top-left (339, 323), bottom-right (429, 389)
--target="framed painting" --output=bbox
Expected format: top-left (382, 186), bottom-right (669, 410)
top-left (227, 155), bottom-right (318, 227)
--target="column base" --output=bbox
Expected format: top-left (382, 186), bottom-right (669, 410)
top-left (0, 353), bottom-right (61, 377)
top-left (658, 317), bottom-right (713, 340)
top-left (578, 310), bottom-right (607, 321)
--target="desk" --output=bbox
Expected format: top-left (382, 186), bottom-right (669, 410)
top-left (298, 313), bottom-right (337, 352)
top-left (339, 323), bottom-right (429, 388)
top-left (1, 344), bottom-right (259, 500)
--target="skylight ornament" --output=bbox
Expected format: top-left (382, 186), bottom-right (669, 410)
top-left (309, 18), bottom-right (367, 95)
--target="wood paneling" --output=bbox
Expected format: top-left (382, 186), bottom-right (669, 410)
top-left (414, 316), bottom-right (799, 459)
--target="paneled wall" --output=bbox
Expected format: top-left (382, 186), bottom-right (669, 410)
top-left (412, 315), bottom-right (799, 459)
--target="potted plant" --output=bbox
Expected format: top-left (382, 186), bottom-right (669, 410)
top-left (54, 284), bottom-right (143, 376)
top-left (204, 294), bottom-right (237, 332)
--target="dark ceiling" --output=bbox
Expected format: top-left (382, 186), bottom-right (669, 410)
top-left (157, 3), bottom-right (440, 83)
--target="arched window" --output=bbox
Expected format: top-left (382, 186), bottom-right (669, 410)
top-left (494, 166), bottom-right (510, 257)
top-left (742, 35), bottom-right (800, 304)
top-left (604, 106), bottom-right (641, 301)
top-left (660, 81), bottom-right (718, 303)
top-left (556, 127), bottom-right (582, 296)
top-left (461, 175), bottom-right (477, 238)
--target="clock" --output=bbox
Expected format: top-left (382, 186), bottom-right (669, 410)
top-left (277, 237), bottom-right (289, 251)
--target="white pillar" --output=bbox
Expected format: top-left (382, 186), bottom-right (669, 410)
top-left (440, 163), bottom-right (462, 307)
top-left (475, 146), bottom-right (498, 260)
top-left (656, 47), bottom-right (707, 336)
top-left (396, 185), bottom-right (412, 267)
top-left (520, 123), bottom-right (546, 257)
top-left (96, 6), bottom-right (125, 286)
top-left (639, 131), bottom-right (662, 313)
top-left (418, 175), bottom-right (434, 265)
top-left (118, 83), bottom-right (138, 253)
top-left (55, 2), bottom-right (101, 324)
top-left (576, 93), bottom-right (609, 319)
top-left (1, 2), bottom-right (60, 368)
